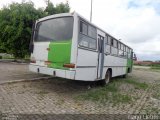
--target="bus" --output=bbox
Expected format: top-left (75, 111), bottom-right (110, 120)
top-left (29, 12), bottom-right (133, 85)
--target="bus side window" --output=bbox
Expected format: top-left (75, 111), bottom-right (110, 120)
top-left (80, 21), bottom-right (88, 35)
top-left (124, 45), bottom-right (127, 58)
top-left (121, 44), bottom-right (123, 51)
top-left (118, 42), bottom-right (121, 49)
top-left (110, 39), bottom-right (117, 55)
top-left (126, 47), bottom-right (128, 58)
top-left (114, 39), bottom-right (118, 48)
top-left (118, 43), bottom-right (124, 57)
top-left (88, 25), bottom-right (97, 39)
top-left (111, 38), bottom-right (114, 46)
top-left (105, 35), bottom-right (108, 44)
top-left (79, 21), bottom-right (97, 50)
top-left (105, 35), bottom-right (110, 54)
top-left (114, 40), bottom-right (118, 55)
top-left (108, 36), bottom-right (111, 45)
top-left (117, 42), bottom-right (119, 56)
top-left (128, 48), bottom-right (131, 59)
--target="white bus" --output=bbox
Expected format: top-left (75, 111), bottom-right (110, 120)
top-left (29, 12), bottom-right (133, 84)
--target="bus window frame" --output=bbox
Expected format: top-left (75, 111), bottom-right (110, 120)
top-left (78, 19), bottom-right (97, 51)
top-left (80, 21), bottom-right (88, 35)
top-left (105, 35), bottom-right (111, 54)
top-left (34, 16), bottom-right (74, 42)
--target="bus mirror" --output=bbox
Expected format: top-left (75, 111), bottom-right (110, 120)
top-left (132, 53), bottom-right (137, 61)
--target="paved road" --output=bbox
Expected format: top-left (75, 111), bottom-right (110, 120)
top-left (0, 62), bottom-right (47, 84)
top-left (0, 63), bottom-right (160, 119)
top-left (131, 68), bottom-right (160, 84)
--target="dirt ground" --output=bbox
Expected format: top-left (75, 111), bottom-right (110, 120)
top-left (0, 63), bottom-right (160, 119)
top-left (0, 62), bottom-right (47, 84)
top-left (132, 66), bottom-right (160, 84)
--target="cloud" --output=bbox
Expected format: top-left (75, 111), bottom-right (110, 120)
top-left (0, 0), bottom-right (22, 8)
top-left (82, 0), bottom-right (160, 60)
top-left (132, 36), bottom-right (160, 54)
top-left (114, 7), bottom-right (160, 43)
top-left (128, 1), bottom-right (140, 9)
top-left (0, 0), bottom-right (160, 60)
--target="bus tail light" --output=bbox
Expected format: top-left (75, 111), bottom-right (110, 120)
top-left (45, 61), bottom-right (51, 65)
top-left (46, 48), bottom-right (50, 51)
top-left (30, 57), bottom-right (36, 63)
top-left (30, 60), bottom-right (36, 63)
top-left (63, 63), bottom-right (75, 68)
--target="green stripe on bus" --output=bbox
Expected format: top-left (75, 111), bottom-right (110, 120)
top-left (48, 40), bottom-right (72, 69)
top-left (126, 58), bottom-right (132, 73)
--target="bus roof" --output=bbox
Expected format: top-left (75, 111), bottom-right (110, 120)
top-left (36, 12), bottom-right (132, 50)
top-left (75, 12), bottom-right (132, 50)
top-left (36, 12), bottom-right (73, 22)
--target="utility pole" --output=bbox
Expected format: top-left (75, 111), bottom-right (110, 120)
top-left (22, 0), bottom-right (26, 3)
top-left (90, 0), bottom-right (93, 22)
top-left (44, 0), bottom-right (50, 6)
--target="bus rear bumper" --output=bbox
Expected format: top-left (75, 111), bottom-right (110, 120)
top-left (29, 64), bottom-right (75, 80)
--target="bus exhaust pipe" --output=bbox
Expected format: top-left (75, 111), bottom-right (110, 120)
top-left (37, 68), bottom-right (40, 73)
top-left (53, 71), bottom-right (56, 76)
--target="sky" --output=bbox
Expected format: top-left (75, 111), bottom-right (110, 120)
top-left (0, 0), bottom-right (160, 61)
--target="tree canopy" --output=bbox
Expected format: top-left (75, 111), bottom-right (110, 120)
top-left (0, 1), bottom-right (70, 58)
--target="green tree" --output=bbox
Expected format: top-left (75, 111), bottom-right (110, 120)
top-left (0, 2), bottom-right (44, 58)
top-left (44, 2), bottom-right (56, 15)
top-left (55, 2), bottom-right (70, 14)
top-left (44, 1), bottom-right (70, 15)
top-left (0, 1), bottom-right (70, 58)
top-left (0, 7), bottom-right (10, 53)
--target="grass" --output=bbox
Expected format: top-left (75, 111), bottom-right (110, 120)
top-left (153, 93), bottom-right (160, 100)
top-left (123, 79), bottom-right (148, 90)
top-left (0, 54), bottom-right (30, 60)
top-left (150, 64), bottom-right (160, 69)
top-left (151, 66), bottom-right (160, 70)
top-left (143, 107), bottom-right (160, 114)
top-left (134, 64), bottom-right (160, 70)
top-left (1, 54), bottom-right (14, 59)
top-left (2, 57), bottom-right (14, 59)
top-left (76, 78), bottom-right (149, 105)
top-left (152, 84), bottom-right (160, 100)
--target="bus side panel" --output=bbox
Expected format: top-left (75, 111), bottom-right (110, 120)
top-left (102, 55), bottom-right (127, 79)
top-left (70, 14), bottom-right (79, 65)
top-left (31, 42), bottom-right (50, 67)
top-left (75, 48), bottom-right (98, 81)
top-left (127, 50), bottom-right (133, 73)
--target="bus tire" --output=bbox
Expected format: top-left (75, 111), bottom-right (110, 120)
top-left (103, 70), bottom-right (111, 85)
top-left (122, 73), bottom-right (128, 78)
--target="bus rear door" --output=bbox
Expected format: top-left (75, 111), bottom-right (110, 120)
top-left (97, 35), bottom-right (105, 79)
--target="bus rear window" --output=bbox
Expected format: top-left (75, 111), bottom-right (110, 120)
top-left (34, 17), bottom-right (74, 42)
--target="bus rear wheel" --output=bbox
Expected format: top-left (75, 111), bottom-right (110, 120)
top-left (122, 74), bottom-right (127, 78)
top-left (102, 70), bottom-right (111, 85)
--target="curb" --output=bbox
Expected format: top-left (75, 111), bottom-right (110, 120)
top-left (0, 60), bottom-right (29, 64)
top-left (0, 76), bottom-right (53, 85)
